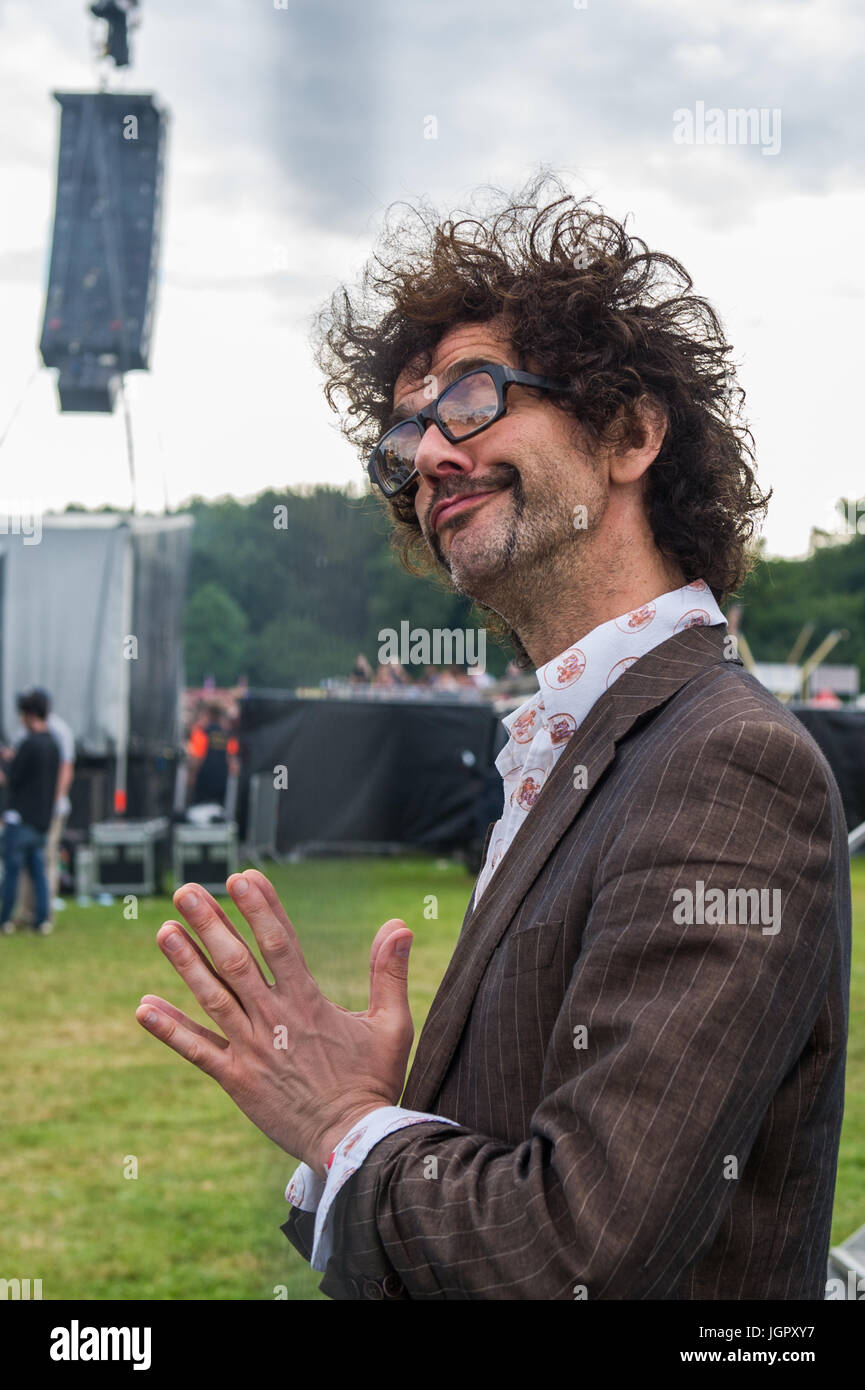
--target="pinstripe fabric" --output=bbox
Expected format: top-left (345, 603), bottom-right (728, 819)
top-left (282, 623), bottom-right (851, 1299)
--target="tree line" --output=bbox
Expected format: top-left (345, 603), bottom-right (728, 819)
top-left (66, 491), bottom-right (865, 691)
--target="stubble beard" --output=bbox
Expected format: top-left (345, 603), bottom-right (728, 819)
top-left (429, 463), bottom-right (607, 625)
top-left (440, 471), bottom-right (526, 602)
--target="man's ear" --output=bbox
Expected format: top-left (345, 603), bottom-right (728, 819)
top-left (609, 395), bottom-right (667, 485)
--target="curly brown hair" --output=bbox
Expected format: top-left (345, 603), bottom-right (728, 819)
top-left (315, 175), bottom-right (770, 661)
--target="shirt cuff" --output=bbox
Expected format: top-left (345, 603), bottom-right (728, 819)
top-left (284, 1162), bottom-right (325, 1214)
top-left (285, 1105), bottom-right (461, 1272)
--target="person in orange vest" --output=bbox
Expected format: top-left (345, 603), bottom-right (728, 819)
top-left (186, 702), bottom-right (239, 808)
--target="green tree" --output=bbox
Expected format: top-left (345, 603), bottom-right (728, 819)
top-left (738, 530), bottom-right (865, 682)
top-left (247, 612), bottom-right (359, 688)
top-left (184, 582), bottom-right (248, 686)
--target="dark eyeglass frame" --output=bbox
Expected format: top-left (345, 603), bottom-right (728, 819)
top-left (367, 363), bottom-right (570, 498)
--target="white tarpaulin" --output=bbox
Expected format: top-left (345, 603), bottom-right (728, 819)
top-left (0, 513), bottom-right (192, 755)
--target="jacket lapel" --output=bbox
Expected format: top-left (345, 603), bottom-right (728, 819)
top-left (467, 818), bottom-right (498, 921)
top-left (403, 621), bottom-right (738, 1111)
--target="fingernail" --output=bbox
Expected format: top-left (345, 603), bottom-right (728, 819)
top-left (143, 1010), bottom-right (159, 1025)
top-left (179, 891), bottom-right (198, 911)
top-left (395, 938), bottom-right (412, 956)
top-left (162, 932), bottom-right (182, 952)
top-left (232, 877), bottom-right (249, 896)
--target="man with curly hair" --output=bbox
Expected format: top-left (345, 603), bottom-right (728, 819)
top-left (138, 180), bottom-right (850, 1301)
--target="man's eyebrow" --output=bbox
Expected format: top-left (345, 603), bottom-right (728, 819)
top-left (384, 357), bottom-right (506, 430)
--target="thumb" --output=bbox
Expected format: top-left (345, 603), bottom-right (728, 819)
top-left (369, 923), bottom-right (413, 1017)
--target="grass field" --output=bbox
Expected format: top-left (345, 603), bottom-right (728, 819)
top-left (0, 854), bottom-right (862, 1301)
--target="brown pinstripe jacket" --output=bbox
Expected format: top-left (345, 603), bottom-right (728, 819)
top-left (281, 622), bottom-right (851, 1299)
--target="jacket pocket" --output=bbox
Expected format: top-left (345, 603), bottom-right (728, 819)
top-left (501, 919), bottom-right (563, 978)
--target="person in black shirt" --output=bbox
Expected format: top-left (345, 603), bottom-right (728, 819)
top-left (0, 690), bottom-right (60, 935)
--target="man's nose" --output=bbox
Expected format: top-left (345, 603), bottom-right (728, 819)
top-left (413, 422), bottom-right (477, 487)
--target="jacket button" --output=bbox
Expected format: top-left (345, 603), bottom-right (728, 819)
top-left (346, 1277), bottom-right (361, 1298)
top-left (363, 1278), bottom-right (384, 1300)
top-left (382, 1273), bottom-right (404, 1298)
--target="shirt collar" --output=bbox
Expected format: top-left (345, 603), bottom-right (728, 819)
top-left (499, 579), bottom-right (726, 762)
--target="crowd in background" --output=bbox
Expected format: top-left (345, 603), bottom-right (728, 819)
top-left (348, 651), bottom-right (498, 692)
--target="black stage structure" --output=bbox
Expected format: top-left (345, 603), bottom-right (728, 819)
top-left (236, 691), bottom-right (865, 861)
top-left (238, 692), bottom-right (507, 861)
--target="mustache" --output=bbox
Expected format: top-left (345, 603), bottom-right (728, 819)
top-left (425, 465), bottom-right (517, 528)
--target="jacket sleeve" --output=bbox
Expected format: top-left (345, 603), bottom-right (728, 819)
top-left (293, 716), bottom-right (845, 1299)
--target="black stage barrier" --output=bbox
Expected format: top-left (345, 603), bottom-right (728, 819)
top-left (790, 706), bottom-right (865, 833)
top-left (239, 693), bottom-right (504, 857)
top-left (236, 694), bottom-right (865, 858)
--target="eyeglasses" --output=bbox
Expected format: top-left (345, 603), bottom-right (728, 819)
top-left (367, 363), bottom-right (570, 498)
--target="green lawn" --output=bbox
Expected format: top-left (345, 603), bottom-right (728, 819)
top-left (0, 854), bottom-right (862, 1300)
top-left (835, 856), bottom-right (865, 1243)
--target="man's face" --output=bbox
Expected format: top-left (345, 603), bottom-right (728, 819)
top-left (392, 321), bottom-right (609, 605)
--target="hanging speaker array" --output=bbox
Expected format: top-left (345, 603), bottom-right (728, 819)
top-left (39, 91), bottom-right (167, 412)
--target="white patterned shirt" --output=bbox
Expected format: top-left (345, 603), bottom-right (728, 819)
top-left (286, 579), bottom-right (726, 1271)
top-left (473, 579), bottom-right (726, 902)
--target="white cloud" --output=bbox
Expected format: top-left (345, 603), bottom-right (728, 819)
top-left (0, 0), bottom-right (862, 559)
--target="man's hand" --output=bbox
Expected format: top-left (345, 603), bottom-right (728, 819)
top-left (135, 869), bottom-right (415, 1172)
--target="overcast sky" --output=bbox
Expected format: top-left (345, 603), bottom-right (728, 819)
top-left (0, 0), bottom-right (863, 555)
